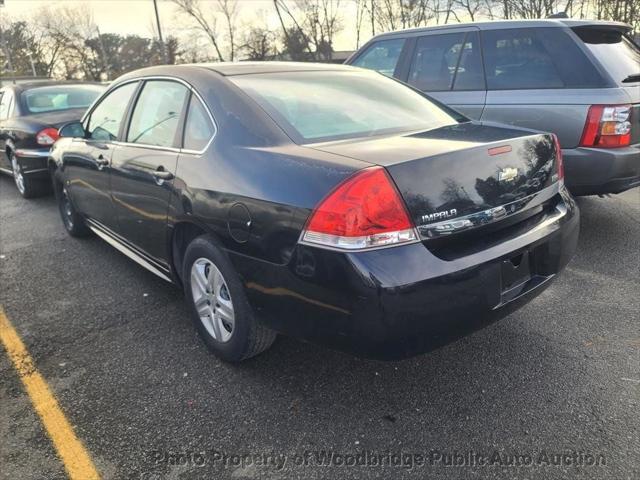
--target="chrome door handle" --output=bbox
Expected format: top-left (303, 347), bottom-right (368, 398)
top-left (152, 169), bottom-right (174, 180)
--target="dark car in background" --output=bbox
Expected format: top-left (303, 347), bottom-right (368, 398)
top-left (0, 82), bottom-right (104, 198)
top-left (347, 19), bottom-right (640, 196)
top-left (50, 63), bottom-right (578, 362)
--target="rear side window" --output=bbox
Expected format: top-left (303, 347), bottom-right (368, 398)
top-left (573, 27), bottom-right (640, 84)
top-left (127, 80), bottom-right (189, 148)
top-left (87, 82), bottom-right (138, 141)
top-left (182, 95), bottom-right (215, 151)
top-left (408, 31), bottom-right (484, 91)
top-left (482, 27), bottom-right (605, 90)
top-left (351, 38), bottom-right (405, 77)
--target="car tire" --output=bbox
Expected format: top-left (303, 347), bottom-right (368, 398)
top-left (53, 178), bottom-right (91, 237)
top-left (10, 151), bottom-right (50, 199)
top-left (183, 235), bottom-right (276, 362)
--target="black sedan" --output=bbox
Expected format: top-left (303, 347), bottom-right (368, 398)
top-left (49, 63), bottom-right (579, 362)
top-left (0, 81), bottom-right (104, 198)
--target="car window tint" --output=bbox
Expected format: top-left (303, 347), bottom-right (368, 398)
top-left (408, 32), bottom-right (467, 91)
top-left (452, 32), bottom-right (485, 90)
top-left (231, 71), bottom-right (458, 143)
top-left (183, 95), bottom-right (214, 151)
top-left (351, 38), bottom-right (405, 77)
top-left (482, 27), bottom-right (605, 90)
top-left (21, 85), bottom-right (103, 114)
top-left (127, 80), bottom-right (189, 148)
top-left (573, 27), bottom-right (640, 85)
top-left (87, 82), bottom-right (138, 142)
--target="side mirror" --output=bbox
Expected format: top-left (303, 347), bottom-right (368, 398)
top-left (59, 121), bottom-right (86, 139)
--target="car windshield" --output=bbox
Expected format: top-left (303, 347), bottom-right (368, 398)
top-left (22, 85), bottom-right (104, 114)
top-left (574, 28), bottom-right (640, 84)
top-left (230, 70), bottom-right (461, 143)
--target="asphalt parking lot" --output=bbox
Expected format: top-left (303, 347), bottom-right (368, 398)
top-left (0, 174), bottom-right (638, 480)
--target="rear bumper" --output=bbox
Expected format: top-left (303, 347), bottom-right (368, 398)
top-left (563, 145), bottom-right (640, 195)
top-left (231, 188), bottom-right (580, 360)
top-left (14, 148), bottom-right (50, 178)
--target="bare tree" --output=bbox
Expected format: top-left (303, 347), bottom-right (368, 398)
top-left (240, 27), bottom-right (278, 60)
top-left (217, 0), bottom-right (239, 60)
top-left (372, 0), bottom-right (434, 31)
top-left (172, 0), bottom-right (226, 61)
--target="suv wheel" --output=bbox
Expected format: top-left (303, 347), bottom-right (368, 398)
top-left (183, 235), bottom-right (276, 362)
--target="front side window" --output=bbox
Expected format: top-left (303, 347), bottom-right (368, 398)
top-left (87, 82), bottom-right (138, 142)
top-left (231, 71), bottom-right (459, 143)
top-left (351, 38), bottom-right (405, 77)
top-left (127, 80), bottom-right (189, 148)
top-left (21, 85), bottom-right (104, 114)
top-left (408, 32), bottom-right (484, 91)
top-left (482, 27), bottom-right (605, 90)
top-left (183, 95), bottom-right (215, 151)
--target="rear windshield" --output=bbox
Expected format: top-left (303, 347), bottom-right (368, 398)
top-left (573, 28), bottom-right (640, 84)
top-left (21, 85), bottom-right (104, 114)
top-left (230, 71), bottom-right (460, 143)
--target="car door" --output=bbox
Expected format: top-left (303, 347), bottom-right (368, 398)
top-left (109, 79), bottom-right (190, 267)
top-left (64, 81), bottom-right (139, 230)
top-left (403, 28), bottom-right (486, 119)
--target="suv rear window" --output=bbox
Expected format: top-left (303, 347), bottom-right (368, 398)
top-left (482, 27), bottom-right (606, 90)
top-left (573, 27), bottom-right (640, 84)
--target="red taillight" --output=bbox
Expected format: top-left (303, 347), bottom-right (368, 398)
top-left (580, 104), bottom-right (632, 148)
top-left (36, 127), bottom-right (60, 146)
top-left (302, 166), bottom-right (417, 250)
top-left (552, 134), bottom-right (564, 183)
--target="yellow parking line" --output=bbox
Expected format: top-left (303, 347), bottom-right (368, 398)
top-left (0, 306), bottom-right (100, 480)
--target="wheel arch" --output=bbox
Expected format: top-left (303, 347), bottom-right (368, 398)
top-left (170, 221), bottom-right (213, 284)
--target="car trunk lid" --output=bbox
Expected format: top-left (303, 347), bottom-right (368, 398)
top-left (309, 123), bottom-right (561, 233)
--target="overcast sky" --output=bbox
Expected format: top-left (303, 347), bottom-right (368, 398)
top-left (3, 0), bottom-right (362, 52)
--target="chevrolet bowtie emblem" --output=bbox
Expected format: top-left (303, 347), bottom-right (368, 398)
top-left (498, 167), bottom-right (519, 182)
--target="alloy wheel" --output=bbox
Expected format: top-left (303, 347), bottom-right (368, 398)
top-left (61, 188), bottom-right (74, 229)
top-left (190, 258), bottom-right (235, 343)
top-left (11, 154), bottom-right (25, 195)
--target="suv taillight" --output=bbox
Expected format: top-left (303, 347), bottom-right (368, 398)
top-left (580, 105), bottom-right (631, 148)
top-left (552, 133), bottom-right (564, 184)
top-left (301, 166), bottom-right (417, 250)
top-left (36, 127), bottom-right (60, 146)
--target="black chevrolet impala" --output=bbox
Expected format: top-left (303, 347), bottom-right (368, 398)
top-left (49, 63), bottom-right (579, 362)
top-left (0, 82), bottom-right (104, 198)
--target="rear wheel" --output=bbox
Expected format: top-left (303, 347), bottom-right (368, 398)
top-left (54, 179), bottom-right (90, 237)
top-left (183, 235), bottom-right (276, 362)
top-left (10, 151), bottom-right (49, 198)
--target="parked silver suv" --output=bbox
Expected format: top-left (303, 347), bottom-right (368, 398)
top-left (347, 19), bottom-right (640, 196)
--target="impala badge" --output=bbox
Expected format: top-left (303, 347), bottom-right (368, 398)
top-left (421, 208), bottom-right (457, 223)
top-left (498, 167), bottom-right (519, 183)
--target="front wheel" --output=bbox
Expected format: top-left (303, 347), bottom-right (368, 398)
top-left (183, 235), bottom-right (276, 362)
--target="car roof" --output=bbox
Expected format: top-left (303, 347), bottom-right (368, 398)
top-left (196, 61), bottom-right (357, 76)
top-left (369, 18), bottom-right (632, 39)
top-left (4, 81), bottom-right (102, 92)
